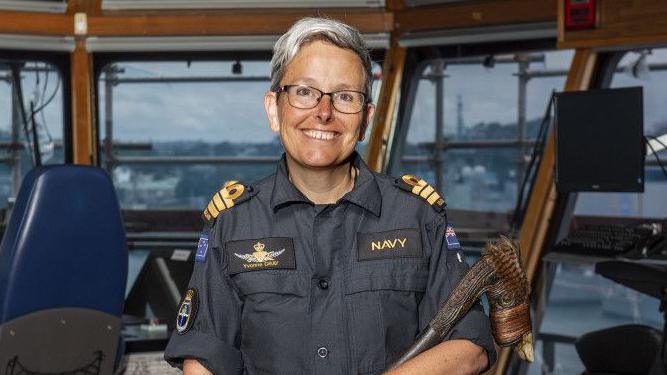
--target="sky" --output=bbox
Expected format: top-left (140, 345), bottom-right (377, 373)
top-left (405, 50), bottom-right (573, 143)
top-left (98, 61), bottom-right (274, 143)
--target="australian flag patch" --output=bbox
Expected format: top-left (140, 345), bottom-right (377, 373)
top-left (195, 233), bottom-right (209, 263)
top-left (445, 224), bottom-right (461, 250)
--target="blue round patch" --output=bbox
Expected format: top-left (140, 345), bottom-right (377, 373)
top-left (176, 288), bottom-right (198, 335)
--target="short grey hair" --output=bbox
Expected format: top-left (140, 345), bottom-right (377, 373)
top-left (270, 17), bottom-right (373, 98)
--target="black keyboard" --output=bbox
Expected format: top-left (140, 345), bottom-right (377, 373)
top-left (553, 223), bottom-right (657, 257)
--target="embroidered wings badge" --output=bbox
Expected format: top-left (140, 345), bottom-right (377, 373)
top-left (234, 242), bottom-right (285, 263)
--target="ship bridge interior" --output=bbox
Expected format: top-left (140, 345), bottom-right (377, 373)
top-left (0, 1), bottom-right (666, 374)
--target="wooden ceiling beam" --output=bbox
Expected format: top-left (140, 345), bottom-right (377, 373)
top-left (0, 9), bottom-right (391, 37)
top-left (0, 11), bottom-right (72, 35)
top-left (0, 0), bottom-right (568, 38)
top-left (87, 9), bottom-right (393, 36)
top-left (386, 0), bottom-right (404, 11)
top-left (395, 0), bottom-right (557, 34)
top-left (67, 0), bottom-right (102, 16)
top-left (558, 0), bottom-right (667, 49)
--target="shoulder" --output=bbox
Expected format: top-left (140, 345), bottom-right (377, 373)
top-left (201, 179), bottom-right (260, 223)
top-left (374, 172), bottom-right (447, 216)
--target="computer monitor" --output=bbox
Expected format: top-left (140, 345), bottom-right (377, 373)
top-left (555, 86), bottom-right (645, 192)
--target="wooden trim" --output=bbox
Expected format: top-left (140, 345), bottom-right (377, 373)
top-left (558, 0), bottom-right (667, 49)
top-left (490, 48), bottom-right (597, 375)
top-left (557, 0), bottom-right (565, 43)
top-left (0, 11), bottom-right (72, 35)
top-left (0, 9), bottom-right (391, 37)
top-left (558, 33), bottom-right (667, 49)
top-left (67, 0), bottom-right (102, 16)
top-left (71, 38), bottom-right (95, 165)
top-left (87, 10), bottom-right (393, 36)
top-left (386, 0), bottom-right (404, 11)
top-left (365, 39), bottom-right (406, 172)
top-left (395, 0), bottom-right (557, 34)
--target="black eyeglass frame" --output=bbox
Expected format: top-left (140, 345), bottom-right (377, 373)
top-left (274, 84), bottom-right (370, 114)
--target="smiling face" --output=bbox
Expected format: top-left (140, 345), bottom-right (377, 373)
top-left (264, 39), bottom-right (374, 170)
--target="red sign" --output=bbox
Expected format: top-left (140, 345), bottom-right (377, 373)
top-left (565, 0), bottom-right (596, 29)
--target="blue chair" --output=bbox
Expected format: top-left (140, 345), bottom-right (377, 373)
top-left (0, 165), bottom-right (128, 375)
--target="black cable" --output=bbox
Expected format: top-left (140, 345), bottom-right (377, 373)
top-left (510, 91), bottom-right (556, 232)
top-left (39, 64), bottom-right (50, 108)
top-left (9, 64), bottom-right (37, 167)
top-left (29, 101), bottom-right (42, 166)
top-left (645, 136), bottom-right (667, 179)
top-left (31, 73), bottom-right (60, 114)
top-left (36, 65), bottom-right (55, 154)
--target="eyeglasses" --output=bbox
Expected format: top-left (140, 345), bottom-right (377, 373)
top-left (274, 85), bottom-right (368, 114)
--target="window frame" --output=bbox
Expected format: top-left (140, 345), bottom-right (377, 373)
top-left (0, 49), bottom-right (72, 163)
top-left (92, 51), bottom-right (275, 166)
top-left (387, 39), bottom-right (574, 231)
top-left (91, 50), bottom-right (385, 228)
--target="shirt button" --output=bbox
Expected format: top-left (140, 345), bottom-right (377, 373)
top-left (318, 279), bottom-right (329, 290)
top-left (317, 347), bottom-right (328, 358)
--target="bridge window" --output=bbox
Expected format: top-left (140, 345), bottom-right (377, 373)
top-left (98, 59), bottom-right (279, 210)
top-left (0, 58), bottom-right (66, 216)
top-left (393, 49), bottom-right (573, 230)
top-left (97, 58), bottom-right (381, 210)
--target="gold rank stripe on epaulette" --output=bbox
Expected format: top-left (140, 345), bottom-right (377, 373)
top-left (203, 180), bottom-right (247, 222)
top-left (397, 174), bottom-right (447, 213)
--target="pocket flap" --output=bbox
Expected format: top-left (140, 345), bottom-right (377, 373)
top-left (344, 261), bottom-right (428, 295)
top-left (233, 271), bottom-right (307, 297)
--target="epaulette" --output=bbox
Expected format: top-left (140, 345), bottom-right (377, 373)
top-left (393, 174), bottom-right (447, 213)
top-left (202, 180), bottom-right (255, 223)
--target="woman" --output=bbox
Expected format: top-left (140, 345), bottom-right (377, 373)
top-left (165, 17), bottom-right (494, 375)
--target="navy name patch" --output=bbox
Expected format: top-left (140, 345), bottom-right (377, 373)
top-left (225, 237), bottom-right (296, 275)
top-left (176, 288), bottom-right (198, 335)
top-left (357, 228), bottom-right (422, 261)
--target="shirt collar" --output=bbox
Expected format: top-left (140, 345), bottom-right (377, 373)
top-left (342, 152), bottom-right (382, 217)
top-left (270, 152), bottom-right (382, 217)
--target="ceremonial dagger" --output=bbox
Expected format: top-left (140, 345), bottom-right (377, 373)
top-left (388, 236), bottom-right (534, 370)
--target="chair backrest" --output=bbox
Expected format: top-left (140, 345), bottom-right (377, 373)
top-left (0, 165), bottom-right (127, 375)
top-left (576, 324), bottom-right (663, 375)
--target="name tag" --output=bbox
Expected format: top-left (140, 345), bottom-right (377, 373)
top-left (225, 237), bottom-right (296, 274)
top-left (357, 228), bottom-right (422, 261)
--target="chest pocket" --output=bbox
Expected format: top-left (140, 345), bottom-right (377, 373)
top-left (343, 260), bottom-right (429, 374)
top-left (231, 270), bottom-right (310, 373)
top-left (232, 270), bottom-right (307, 297)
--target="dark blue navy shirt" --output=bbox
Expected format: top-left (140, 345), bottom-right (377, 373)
top-left (165, 153), bottom-right (495, 374)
